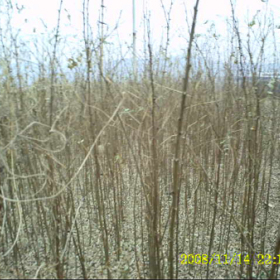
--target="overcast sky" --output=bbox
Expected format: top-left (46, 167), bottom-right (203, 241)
top-left (3, 0), bottom-right (280, 58)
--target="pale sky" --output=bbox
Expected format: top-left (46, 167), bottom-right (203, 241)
top-left (2, 0), bottom-right (280, 59)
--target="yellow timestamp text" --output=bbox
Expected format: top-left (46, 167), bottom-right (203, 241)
top-left (180, 254), bottom-right (280, 265)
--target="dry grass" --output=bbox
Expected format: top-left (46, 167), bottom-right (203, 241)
top-left (0, 0), bottom-right (280, 279)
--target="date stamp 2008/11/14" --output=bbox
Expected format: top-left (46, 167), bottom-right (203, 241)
top-left (180, 253), bottom-right (280, 265)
